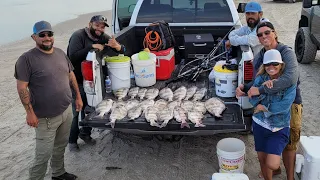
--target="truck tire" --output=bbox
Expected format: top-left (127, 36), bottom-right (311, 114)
top-left (295, 27), bottom-right (317, 64)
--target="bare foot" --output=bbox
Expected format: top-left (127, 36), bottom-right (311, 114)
top-left (258, 167), bottom-right (281, 178)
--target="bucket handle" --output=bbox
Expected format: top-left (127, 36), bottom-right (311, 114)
top-left (156, 57), bottom-right (160, 67)
top-left (107, 66), bottom-right (130, 81)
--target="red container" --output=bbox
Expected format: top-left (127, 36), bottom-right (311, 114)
top-left (152, 47), bottom-right (175, 80)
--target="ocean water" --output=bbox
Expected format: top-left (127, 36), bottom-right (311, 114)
top-left (0, 0), bottom-right (113, 45)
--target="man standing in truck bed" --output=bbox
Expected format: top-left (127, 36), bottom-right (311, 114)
top-left (67, 15), bottom-right (125, 152)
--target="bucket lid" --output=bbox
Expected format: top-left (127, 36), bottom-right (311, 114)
top-left (105, 55), bottom-right (130, 63)
top-left (214, 64), bottom-right (238, 73)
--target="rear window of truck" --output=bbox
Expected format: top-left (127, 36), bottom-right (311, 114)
top-left (136, 0), bottom-right (233, 23)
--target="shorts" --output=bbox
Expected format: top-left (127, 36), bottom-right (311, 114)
top-left (285, 103), bottom-right (303, 151)
top-left (253, 121), bottom-right (290, 155)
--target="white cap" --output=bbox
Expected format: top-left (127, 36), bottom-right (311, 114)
top-left (263, 49), bottom-right (283, 64)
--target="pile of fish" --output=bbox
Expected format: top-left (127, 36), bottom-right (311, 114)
top-left (94, 86), bottom-right (226, 129)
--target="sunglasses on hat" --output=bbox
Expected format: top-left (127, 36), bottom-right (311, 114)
top-left (38, 32), bottom-right (54, 38)
top-left (265, 62), bottom-right (280, 67)
top-left (257, 30), bottom-right (274, 37)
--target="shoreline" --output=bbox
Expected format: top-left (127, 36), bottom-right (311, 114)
top-left (0, 10), bottom-right (112, 50)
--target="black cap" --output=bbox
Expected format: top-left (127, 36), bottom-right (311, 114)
top-left (256, 21), bottom-right (275, 32)
top-left (90, 15), bottom-right (109, 27)
top-left (33, 21), bottom-right (53, 34)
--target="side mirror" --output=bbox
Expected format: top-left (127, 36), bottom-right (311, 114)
top-left (128, 4), bottom-right (136, 13)
top-left (237, 3), bottom-right (247, 13)
top-left (303, 0), bottom-right (312, 8)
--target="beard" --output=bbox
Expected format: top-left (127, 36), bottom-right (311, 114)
top-left (38, 41), bottom-right (53, 51)
top-left (247, 18), bottom-right (260, 29)
top-left (90, 26), bottom-right (104, 38)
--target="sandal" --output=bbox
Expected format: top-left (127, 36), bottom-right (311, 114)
top-left (52, 172), bottom-right (78, 180)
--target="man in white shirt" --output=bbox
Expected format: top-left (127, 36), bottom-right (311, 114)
top-left (225, 1), bottom-right (268, 56)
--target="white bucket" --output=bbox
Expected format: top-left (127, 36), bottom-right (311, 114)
top-left (211, 173), bottom-right (249, 180)
top-left (107, 61), bottom-right (131, 91)
top-left (131, 53), bottom-right (156, 87)
top-left (216, 138), bottom-right (246, 173)
top-left (214, 70), bottom-right (238, 98)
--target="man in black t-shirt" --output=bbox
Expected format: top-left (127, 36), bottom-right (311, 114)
top-left (67, 15), bottom-right (125, 151)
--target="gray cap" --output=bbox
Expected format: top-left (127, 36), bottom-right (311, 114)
top-left (33, 21), bottom-right (53, 34)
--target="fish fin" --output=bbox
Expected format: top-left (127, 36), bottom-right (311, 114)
top-left (160, 120), bottom-right (169, 128)
top-left (180, 122), bottom-right (190, 129)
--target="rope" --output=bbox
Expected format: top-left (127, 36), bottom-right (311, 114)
top-left (143, 26), bottom-right (162, 51)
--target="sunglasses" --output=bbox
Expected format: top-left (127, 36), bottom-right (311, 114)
top-left (264, 62), bottom-right (280, 67)
top-left (257, 30), bottom-right (274, 37)
top-left (38, 32), bottom-right (54, 38)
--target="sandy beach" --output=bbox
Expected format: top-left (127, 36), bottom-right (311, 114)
top-left (1, 1), bottom-right (320, 180)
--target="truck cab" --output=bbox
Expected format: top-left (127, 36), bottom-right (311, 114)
top-left (79, 0), bottom-right (255, 135)
top-left (294, 0), bottom-right (320, 64)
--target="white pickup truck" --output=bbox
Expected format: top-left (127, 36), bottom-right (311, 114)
top-left (79, 0), bottom-right (255, 135)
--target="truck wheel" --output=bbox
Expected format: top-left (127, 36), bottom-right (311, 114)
top-left (295, 27), bottom-right (317, 64)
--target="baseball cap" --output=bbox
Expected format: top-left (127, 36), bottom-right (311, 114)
top-left (245, 1), bottom-right (262, 13)
top-left (90, 15), bottom-right (109, 27)
top-left (257, 21), bottom-right (275, 32)
top-left (33, 21), bottom-right (53, 34)
top-left (263, 49), bottom-right (283, 65)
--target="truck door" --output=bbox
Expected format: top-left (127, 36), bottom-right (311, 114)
top-left (310, 1), bottom-right (320, 45)
top-left (112, 0), bottom-right (138, 34)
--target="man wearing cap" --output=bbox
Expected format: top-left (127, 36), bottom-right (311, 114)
top-left (67, 15), bottom-right (125, 152)
top-left (15, 21), bottom-right (80, 180)
top-left (236, 21), bottom-right (301, 180)
top-left (225, 1), bottom-right (268, 56)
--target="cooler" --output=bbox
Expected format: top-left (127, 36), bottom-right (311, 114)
top-left (295, 136), bottom-right (320, 180)
top-left (152, 47), bottom-right (175, 80)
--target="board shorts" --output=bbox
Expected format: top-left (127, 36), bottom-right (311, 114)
top-left (285, 103), bottom-right (303, 151)
top-left (253, 121), bottom-right (290, 156)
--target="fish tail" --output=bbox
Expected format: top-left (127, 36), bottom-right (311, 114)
top-left (160, 121), bottom-right (169, 128)
top-left (150, 120), bottom-right (160, 127)
top-left (180, 122), bottom-right (190, 129)
top-left (195, 122), bottom-right (206, 128)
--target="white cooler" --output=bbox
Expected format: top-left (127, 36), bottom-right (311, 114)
top-left (295, 136), bottom-right (320, 180)
top-left (211, 173), bottom-right (249, 180)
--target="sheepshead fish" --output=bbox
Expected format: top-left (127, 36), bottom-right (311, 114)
top-left (167, 100), bottom-right (181, 110)
top-left (114, 87), bottom-right (129, 100)
top-left (145, 88), bottom-right (159, 100)
top-left (154, 99), bottom-right (168, 110)
top-left (188, 110), bottom-right (205, 127)
top-left (184, 86), bottom-right (197, 100)
top-left (158, 107), bottom-right (173, 128)
top-left (111, 101), bottom-right (126, 111)
top-left (128, 106), bottom-right (142, 120)
top-left (138, 88), bottom-right (147, 100)
top-left (95, 99), bottom-right (113, 118)
top-left (140, 99), bottom-right (155, 112)
top-left (192, 88), bottom-right (207, 101)
top-left (159, 87), bottom-right (174, 101)
top-left (173, 86), bottom-right (187, 101)
top-left (145, 106), bottom-right (160, 127)
top-left (193, 101), bottom-right (207, 114)
top-left (126, 99), bottom-right (140, 110)
top-left (173, 106), bottom-right (190, 128)
top-left (181, 100), bottom-right (194, 112)
top-left (107, 104), bottom-right (127, 128)
top-left (128, 87), bottom-right (139, 99)
top-left (205, 97), bottom-right (226, 118)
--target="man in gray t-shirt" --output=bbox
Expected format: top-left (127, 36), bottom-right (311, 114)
top-left (14, 21), bottom-right (81, 180)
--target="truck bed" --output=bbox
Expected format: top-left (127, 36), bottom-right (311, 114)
top-left (79, 65), bottom-right (248, 135)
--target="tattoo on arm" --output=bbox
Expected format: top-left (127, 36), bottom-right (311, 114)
top-left (19, 89), bottom-right (33, 113)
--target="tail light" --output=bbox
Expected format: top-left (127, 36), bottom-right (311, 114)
top-left (81, 60), bottom-right (95, 94)
top-left (244, 61), bottom-right (253, 81)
